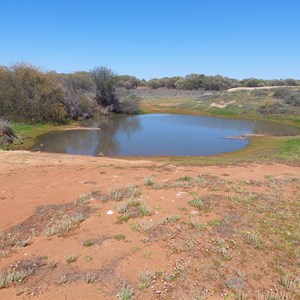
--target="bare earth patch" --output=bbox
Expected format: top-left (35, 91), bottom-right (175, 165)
top-left (210, 100), bottom-right (235, 108)
top-left (0, 151), bottom-right (299, 299)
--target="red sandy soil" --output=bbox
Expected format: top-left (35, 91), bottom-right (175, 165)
top-left (0, 151), bottom-right (299, 299)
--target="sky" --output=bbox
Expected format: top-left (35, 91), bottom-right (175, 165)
top-left (0, 0), bottom-right (299, 80)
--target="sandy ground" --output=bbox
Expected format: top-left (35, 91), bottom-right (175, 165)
top-left (226, 86), bottom-right (300, 92)
top-left (0, 151), bottom-right (299, 299)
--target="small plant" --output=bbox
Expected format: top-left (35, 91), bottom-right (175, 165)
top-left (221, 248), bottom-right (234, 261)
top-left (143, 251), bottom-right (152, 259)
top-left (207, 219), bottom-right (223, 227)
top-left (131, 220), bottom-right (161, 233)
top-left (0, 272), bottom-right (5, 289)
top-left (241, 231), bottom-right (263, 249)
top-left (82, 240), bottom-right (94, 247)
top-left (114, 234), bottom-right (125, 241)
top-left (45, 213), bottom-right (85, 237)
top-left (0, 269), bottom-right (29, 288)
top-left (131, 246), bottom-right (140, 254)
top-left (74, 194), bottom-right (90, 206)
top-left (83, 255), bottom-right (93, 262)
top-left (59, 274), bottom-right (70, 285)
top-left (193, 291), bottom-right (205, 300)
top-left (225, 277), bottom-right (244, 291)
top-left (48, 260), bottom-right (58, 269)
top-left (165, 215), bottom-right (180, 223)
top-left (118, 200), bottom-right (153, 222)
top-left (84, 273), bottom-right (96, 283)
top-left (138, 270), bottom-right (153, 290)
top-left (65, 254), bottom-right (78, 264)
top-left (190, 218), bottom-right (207, 231)
top-left (188, 197), bottom-right (203, 210)
top-left (179, 175), bottom-right (192, 182)
top-left (144, 176), bottom-right (154, 186)
top-left (117, 284), bottom-right (134, 300)
top-left (257, 287), bottom-right (295, 300)
top-left (104, 184), bottom-right (141, 202)
top-left (169, 236), bottom-right (197, 253)
top-left (279, 274), bottom-right (299, 291)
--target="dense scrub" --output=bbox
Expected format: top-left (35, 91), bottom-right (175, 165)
top-left (0, 63), bottom-right (140, 124)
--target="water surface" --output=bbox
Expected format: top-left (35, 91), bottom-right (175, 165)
top-left (34, 114), bottom-right (300, 156)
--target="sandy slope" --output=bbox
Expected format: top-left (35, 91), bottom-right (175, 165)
top-left (0, 151), bottom-right (299, 299)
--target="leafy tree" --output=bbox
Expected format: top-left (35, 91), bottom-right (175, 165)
top-left (240, 78), bottom-right (265, 87)
top-left (116, 88), bottom-right (141, 114)
top-left (0, 63), bottom-right (67, 123)
top-left (90, 66), bottom-right (120, 112)
top-left (147, 78), bottom-right (162, 89)
top-left (116, 75), bottom-right (139, 89)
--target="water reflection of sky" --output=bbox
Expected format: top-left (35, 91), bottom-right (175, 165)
top-left (35, 114), bottom-right (300, 156)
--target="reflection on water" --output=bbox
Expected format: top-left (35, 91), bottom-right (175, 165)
top-left (34, 114), bottom-right (300, 156)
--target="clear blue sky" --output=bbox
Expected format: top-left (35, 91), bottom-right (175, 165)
top-left (1, 0), bottom-right (299, 80)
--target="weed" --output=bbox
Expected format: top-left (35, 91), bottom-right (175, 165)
top-left (82, 240), bottom-right (94, 247)
top-left (165, 215), bottom-right (180, 223)
top-left (0, 272), bottom-right (5, 289)
top-left (74, 194), bottom-right (91, 206)
top-left (118, 200), bottom-right (153, 221)
top-left (114, 234), bottom-right (125, 241)
top-left (131, 246), bottom-right (140, 254)
top-left (169, 236), bottom-right (197, 252)
top-left (117, 284), bottom-right (134, 300)
top-left (179, 175), bottom-right (192, 182)
top-left (279, 274), bottom-right (299, 291)
top-left (0, 257), bottom-right (46, 288)
top-left (84, 273), bottom-right (96, 283)
top-left (0, 270), bottom-right (28, 288)
top-left (155, 269), bottom-right (164, 278)
top-left (65, 254), bottom-right (78, 264)
top-left (84, 255), bottom-right (93, 262)
top-left (102, 185), bottom-right (141, 202)
top-left (241, 231), bottom-right (263, 249)
top-left (235, 291), bottom-right (246, 300)
top-left (225, 277), bottom-right (244, 290)
top-left (190, 218), bottom-right (207, 231)
top-left (144, 176), bottom-right (154, 186)
top-left (59, 274), bottom-right (70, 285)
top-left (188, 197), bottom-right (203, 210)
top-left (48, 260), bottom-right (58, 269)
top-left (208, 219), bottom-right (223, 227)
top-left (143, 251), bottom-right (152, 259)
top-left (221, 248), bottom-right (234, 261)
top-left (257, 288), bottom-right (295, 300)
top-left (131, 220), bottom-right (161, 233)
top-left (193, 291), bottom-right (205, 300)
top-left (138, 270), bottom-right (153, 290)
top-left (45, 213), bottom-right (85, 237)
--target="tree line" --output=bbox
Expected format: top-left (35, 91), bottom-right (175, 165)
top-left (0, 63), bottom-right (140, 123)
top-left (0, 62), bottom-right (299, 124)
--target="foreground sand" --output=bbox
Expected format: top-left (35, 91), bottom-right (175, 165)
top-left (0, 151), bottom-right (299, 299)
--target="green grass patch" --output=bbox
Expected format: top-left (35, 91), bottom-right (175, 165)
top-left (7, 122), bottom-right (68, 150)
top-left (273, 137), bottom-right (300, 160)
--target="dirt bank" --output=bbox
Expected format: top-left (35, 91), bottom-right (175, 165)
top-left (0, 151), bottom-right (299, 299)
